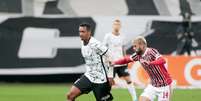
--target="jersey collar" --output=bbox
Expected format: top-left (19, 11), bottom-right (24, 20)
top-left (142, 48), bottom-right (148, 57)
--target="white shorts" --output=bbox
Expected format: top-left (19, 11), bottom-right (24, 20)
top-left (141, 84), bottom-right (172, 101)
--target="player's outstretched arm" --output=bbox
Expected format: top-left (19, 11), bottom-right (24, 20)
top-left (112, 55), bottom-right (133, 66)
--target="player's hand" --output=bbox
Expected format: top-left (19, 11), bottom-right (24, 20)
top-left (108, 78), bottom-right (115, 86)
top-left (109, 61), bottom-right (115, 67)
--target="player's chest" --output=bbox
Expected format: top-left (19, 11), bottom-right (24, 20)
top-left (109, 37), bottom-right (123, 46)
top-left (139, 54), bottom-right (155, 62)
top-left (81, 46), bottom-right (93, 57)
top-left (81, 46), bottom-right (99, 61)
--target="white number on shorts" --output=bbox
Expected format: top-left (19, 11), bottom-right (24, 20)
top-left (163, 92), bottom-right (169, 99)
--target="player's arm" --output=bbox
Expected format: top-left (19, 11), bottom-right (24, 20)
top-left (122, 35), bottom-right (127, 56)
top-left (150, 48), bottom-right (166, 65)
top-left (93, 41), bottom-right (114, 79)
top-left (149, 57), bottom-right (166, 65)
top-left (112, 51), bottom-right (138, 66)
top-left (142, 48), bottom-right (166, 65)
top-left (112, 55), bottom-right (133, 65)
top-left (122, 45), bottom-right (127, 56)
top-left (103, 49), bottom-right (114, 78)
top-left (102, 49), bottom-right (115, 85)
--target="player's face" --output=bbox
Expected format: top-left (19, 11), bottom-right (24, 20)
top-left (132, 42), bottom-right (143, 54)
top-left (112, 21), bottom-right (121, 32)
top-left (79, 26), bottom-right (90, 41)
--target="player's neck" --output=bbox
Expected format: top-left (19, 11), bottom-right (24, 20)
top-left (141, 47), bottom-right (147, 55)
top-left (112, 30), bottom-right (120, 36)
top-left (83, 37), bottom-right (91, 45)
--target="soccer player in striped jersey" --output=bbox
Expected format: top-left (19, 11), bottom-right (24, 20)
top-left (103, 19), bottom-right (137, 101)
top-left (112, 36), bottom-right (173, 101)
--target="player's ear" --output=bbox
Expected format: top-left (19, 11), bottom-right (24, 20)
top-left (88, 31), bottom-right (92, 35)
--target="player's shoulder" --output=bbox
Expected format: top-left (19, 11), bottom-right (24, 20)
top-left (104, 33), bottom-right (112, 38)
top-left (89, 37), bottom-right (102, 46)
top-left (90, 37), bottom-right (100, 44)
top-left (147, 47), bottom-right (159, 54)
top-left (149, 47), bottom-right (157, 51)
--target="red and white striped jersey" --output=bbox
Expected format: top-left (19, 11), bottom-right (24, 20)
top-left (131, 48), bottom-right (172, 87)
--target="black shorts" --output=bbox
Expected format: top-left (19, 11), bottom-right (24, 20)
top-left (74, 75), bottom-right (113, 101)
top-left (114, 65), bottom-right (130, 77)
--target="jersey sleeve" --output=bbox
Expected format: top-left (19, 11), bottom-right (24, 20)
top-left (91, 40), bottom-right (108, 56)
top-left (150, 48), bottom-right (162, 60)
top-left (130, 52), bottom-right (139, 61)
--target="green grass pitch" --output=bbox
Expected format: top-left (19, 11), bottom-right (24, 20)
top-left (0, 83), bottom-right (200, 101)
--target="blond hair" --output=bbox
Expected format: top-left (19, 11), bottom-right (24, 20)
top-left (113, 17), bottom-right (121, 23)
top-left (132, 36), bottom-right (147, 46)
top-left (114, 19), bottom-right (120, 23)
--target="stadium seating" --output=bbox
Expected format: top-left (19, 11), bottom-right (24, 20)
top-left (0, 0), bottom-right (201, 16)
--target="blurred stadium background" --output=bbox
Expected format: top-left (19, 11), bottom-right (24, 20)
top-left (0, 0), bottom-right (201, 101)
